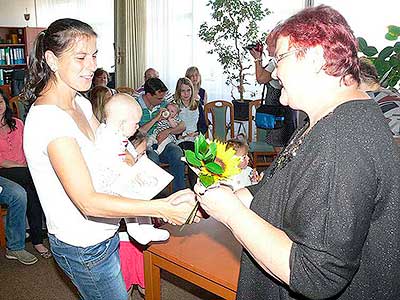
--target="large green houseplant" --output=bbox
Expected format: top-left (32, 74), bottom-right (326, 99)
top-left (199, 0), bottom-right (270, 102)
top-left (358, 25), bottom-right (400, 89)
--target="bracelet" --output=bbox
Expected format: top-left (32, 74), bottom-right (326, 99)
top-left (254, 58), bottom-right (262, 63)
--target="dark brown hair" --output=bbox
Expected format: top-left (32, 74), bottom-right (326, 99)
top-left (21, 18), bottom-right (97, 105)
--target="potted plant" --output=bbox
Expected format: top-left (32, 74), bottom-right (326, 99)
top-left (358, 25), bottom-right (400, 89)
top-left (199, 0), bottom-right (270, 120)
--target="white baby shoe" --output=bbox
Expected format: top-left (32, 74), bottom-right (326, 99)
top-left (126, 223), bottom-right (170, 245)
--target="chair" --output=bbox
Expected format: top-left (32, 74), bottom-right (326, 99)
top-left (232, 99), bottom-right (251, 136)
top-left (8, 96), bottom-right (21, 119)
top-left (248, 99), bottom-right (278, 169)
top-left (0, 206), bottom-right (7, 249)
top-left (116, 86), bottom-right (136, 96)
top-left (204, 100), bottom-right (234, 141)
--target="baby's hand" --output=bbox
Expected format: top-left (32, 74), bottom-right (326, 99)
top-left (250, 169), bottom-right (263, 183)
top-left (168, 118), bottom-right (178, 128)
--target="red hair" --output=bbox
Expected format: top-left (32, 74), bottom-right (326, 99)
top-left (267, 5), bottom-right (360, 85)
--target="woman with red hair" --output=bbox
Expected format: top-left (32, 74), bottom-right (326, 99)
top-left (196, 5), bottom-right (400, 300)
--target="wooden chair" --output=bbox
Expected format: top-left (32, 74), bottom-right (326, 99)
top-left (116, 86), bottom-right (136, 96)
top-left (0, 206), bottom-right (7, 249)
top-left (204, 100), bottom-right (234, 141)
top-left (8, 95), bottom-right (21, 119)
top-left (248, 100), bottom-right (278, 169)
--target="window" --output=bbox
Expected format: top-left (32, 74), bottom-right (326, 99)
top-left (36, 0), bottom-right (114, 73)
top-left (146, 0), bottom-right (304, 101)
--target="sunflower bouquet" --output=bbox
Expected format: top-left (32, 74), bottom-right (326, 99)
top-left (182, 134), bottom-right (242, 226)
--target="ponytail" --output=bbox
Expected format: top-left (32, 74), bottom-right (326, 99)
top-left (20, 30), bottom-right (52, 106)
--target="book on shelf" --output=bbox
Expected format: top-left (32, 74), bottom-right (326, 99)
top-left (0, 47), bottom-right (25, 65)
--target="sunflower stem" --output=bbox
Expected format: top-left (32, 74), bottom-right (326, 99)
top-left (179, 201), bottom-right (200, 231)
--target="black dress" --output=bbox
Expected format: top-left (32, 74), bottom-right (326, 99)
top-left (238, 100), bottom-right (400, 300)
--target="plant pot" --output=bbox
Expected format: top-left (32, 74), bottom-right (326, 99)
top-left (232, 99), bottom-right (251, 121)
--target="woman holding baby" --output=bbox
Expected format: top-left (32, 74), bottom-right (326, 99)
top-left (21, 18), bottom-right (198, 300)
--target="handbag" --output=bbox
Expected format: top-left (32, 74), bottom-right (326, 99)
top-left (255, 84), bottom-right (285, 129)
top-left (255, 82), bottom-right (296, 146)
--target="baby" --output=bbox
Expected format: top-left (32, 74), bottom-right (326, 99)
top-left (92, 93), bottom-right (170, 245)
top-left (148, 102), bottom-right (181, 154)
top-left (225, 135), bottom-right (263, 192)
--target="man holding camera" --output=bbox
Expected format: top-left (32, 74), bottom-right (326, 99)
top-left (249, 44), bottom-right (297, 147)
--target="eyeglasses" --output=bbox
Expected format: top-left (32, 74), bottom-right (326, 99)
top-left (271, 48), bottom-right (305, 68)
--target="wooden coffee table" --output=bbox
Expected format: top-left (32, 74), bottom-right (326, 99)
top-left (144, 217), bottom-right (242, 300)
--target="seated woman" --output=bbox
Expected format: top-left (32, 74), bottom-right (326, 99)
top-left (185, 67), bottom-right (208, 134)
top-left (174, 77), bottom-right (201, 188)
top-left (0, 90), bottom-right (51, 258)
top-left (84, 68), bottom-right (117, 98)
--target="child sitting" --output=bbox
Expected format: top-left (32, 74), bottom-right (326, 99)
top-left (148, 102), bottom-right (181, 154)
top-left (225, 135), bottom-right (263, 193)
top-left (92, 93), bottom-right (170, 245)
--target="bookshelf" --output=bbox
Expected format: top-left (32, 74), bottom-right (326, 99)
top-left (0, 26), bottom-right (45, 94)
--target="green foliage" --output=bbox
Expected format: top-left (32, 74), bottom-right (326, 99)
top-left (358, 26), bottom-right (400, 88)
top-left (386, 25), bottom-right (400, 41)
top-left (184, 133), bottom-right (220, 187)
top-left (184, 150), bottom-right (202, 167)
top-left (205, 161), bottom-right (223, 174)
top-left (198, 0), bottom-right (270, 101)
top-left (199, 174), bottom-right (215, 188)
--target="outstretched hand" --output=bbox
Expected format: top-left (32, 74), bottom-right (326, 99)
top-left (161, 189), bottom-right (200, 225)
top-left (194, 183), bottom-right (245, 226)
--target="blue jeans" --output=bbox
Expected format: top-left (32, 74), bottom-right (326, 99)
top-left (0, 167), bottom-right (45, 245)
top-left (0, 176), bottom-right (27, 251)
top-left (48, 233), bottom-right (128, 300)
top-left (147, 142), bottom-right (185, 192)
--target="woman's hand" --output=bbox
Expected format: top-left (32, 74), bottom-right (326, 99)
top-left (194, 183), bottom-right (245, 226)
top-left (161, 189), bottom-right (199, 225)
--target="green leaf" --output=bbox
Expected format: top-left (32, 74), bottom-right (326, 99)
top-left (378, 46), bottom-right (394, 60)
top-left (357, 37), bottom-right (368, 52)
top-left (197, 134), bottom-right (208, 154)
top-left (388, 25), bottom-right (400, 36)
top-left (363, 46), bottom-right (378, 57)
top-left (203, 142), bottom-right (217, 162)
top-left (184, 150), bottom-right (202, 167)
top-left (196, 151), bottom-right (204, 160)
top-left (393, 42), bottom-right (400, 53)
top-left (385, 32), bottom-right (398, 41)
top-left (205, 162), bottom-right (224, 174)
top-left (199, 174), bottom-right (215, 188)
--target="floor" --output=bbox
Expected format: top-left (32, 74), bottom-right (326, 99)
top-left (0, 238), bottom-right (217, 300)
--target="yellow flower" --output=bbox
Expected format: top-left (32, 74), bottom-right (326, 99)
top-left (200, 140), bottom-right (241, 181)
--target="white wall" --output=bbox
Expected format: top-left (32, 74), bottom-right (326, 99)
top-left (0, 0), bottom-right (37, 27)
top-left (0, 0), bottom-right (115, 72)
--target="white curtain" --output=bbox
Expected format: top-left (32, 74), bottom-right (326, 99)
top-left (145, 0), bottom-right (304, 102)
top-left (35, 0), bottom-right (115, 73)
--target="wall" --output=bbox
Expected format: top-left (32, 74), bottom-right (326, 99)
top-left (0, 0), bottom-right (38, 27)
top-left (0, 0), bottom-right (115, 72)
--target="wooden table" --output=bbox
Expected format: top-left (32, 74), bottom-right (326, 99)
top-left (144, 217), bottom-right (242, 300)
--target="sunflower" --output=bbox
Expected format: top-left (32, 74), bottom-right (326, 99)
top-left (199, 140), bottom-right (241, 181)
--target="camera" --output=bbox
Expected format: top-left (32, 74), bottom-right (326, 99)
top-left (244, 41), bottom-right (263, 52)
